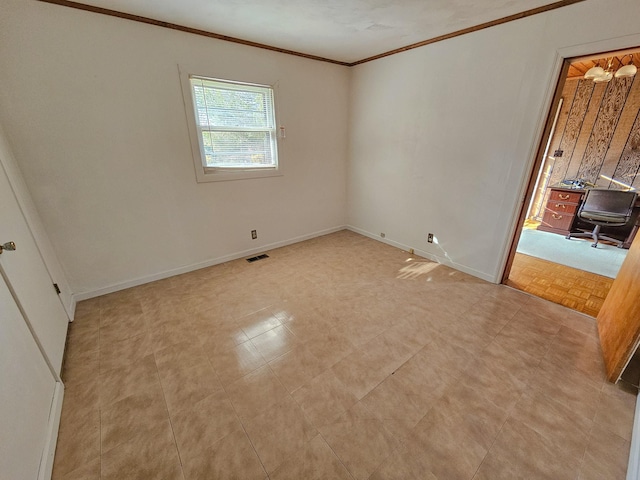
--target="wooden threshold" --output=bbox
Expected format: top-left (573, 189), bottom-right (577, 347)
top-left (506, 251), bottom-right (613, 317)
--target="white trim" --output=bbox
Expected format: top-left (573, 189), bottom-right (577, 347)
top-left (66, 296), bottom-right (77, 322)
top-left (196, 167), bottom-right (283, 183)
top-left (497, 49), bottom-right (565, 285)
top-left (346, 225), bottom-right (495, 283)
top-left (627, 390), bottom-right (640, 480)
top-left (557, 34), bottom-right (640, 62)
top-left (38, 381), bottom-right (64, 480)
top-left (72, 225), bottom-right (346, 301)
top-left (178, 66), bottom-right (284, 183)
top-left (500, 33), bottom-right (640, 284)
top-left (0, 133), bottom-right (74, 322)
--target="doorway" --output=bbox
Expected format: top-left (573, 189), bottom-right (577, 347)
top-left (503, 47), bottom-right (640, 317)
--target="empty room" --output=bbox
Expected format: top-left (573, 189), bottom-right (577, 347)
top-left (2, 0), bottom-right (640, 479)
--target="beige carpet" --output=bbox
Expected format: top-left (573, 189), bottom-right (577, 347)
top-left (516, 228), bottom-right (627, 278)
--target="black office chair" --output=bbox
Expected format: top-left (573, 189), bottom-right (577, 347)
top-left (566, 188), bottom-right (637, 248)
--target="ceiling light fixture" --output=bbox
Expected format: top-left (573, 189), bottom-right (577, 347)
top-left (584, 55), bottom-right (637, 83)
top-left (615, 54), bottom-right (638, 78)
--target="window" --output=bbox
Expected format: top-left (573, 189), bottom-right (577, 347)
top-left (183, 75), bottom-right (280, 182)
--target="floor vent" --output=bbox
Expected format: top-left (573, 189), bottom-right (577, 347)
top-left (246, 253), bottom-right (269, 263)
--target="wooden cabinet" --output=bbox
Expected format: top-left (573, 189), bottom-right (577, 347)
top-left (537, 187), bottom-right (583, 235)
top-left (597, 233), bottom-right (640, 381)
top-left (536, 186), bottom-right (640, 248)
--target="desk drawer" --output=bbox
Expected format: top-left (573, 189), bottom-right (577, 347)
top-left (549, 190), bottom-right (581, 204)
top-left (541, 208), bottom-right (575, 231)
top-left (547, 202), bottom-right (578, 215)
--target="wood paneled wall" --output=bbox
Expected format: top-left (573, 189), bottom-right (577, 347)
top-left (548, 75), bottom-right (640, 189)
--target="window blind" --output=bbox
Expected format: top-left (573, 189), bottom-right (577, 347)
top-left (190, 77), bottom-right (277, 169)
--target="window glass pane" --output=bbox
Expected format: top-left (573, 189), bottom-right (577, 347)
top-left (192, 83), bottom-right (274, 129)
top-left (189, 76), bottom-right (278, 173)
top-left (202, 130), bottom-right (274, 168)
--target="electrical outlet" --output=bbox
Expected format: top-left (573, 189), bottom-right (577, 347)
top-left (380, 233), bottom-right (386, 238)
top-left (427, 233), bottom-right (434, 243)
top-left (251, 230), bottom-right (257, 240)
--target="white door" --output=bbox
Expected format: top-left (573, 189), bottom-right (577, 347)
top-left (0, 161), bottom-right (68, 374)
top-left (0, 272), bottom-right (58, 480)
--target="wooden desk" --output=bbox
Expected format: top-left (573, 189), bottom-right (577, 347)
top-left (537, 187), bottom-right (640, 249)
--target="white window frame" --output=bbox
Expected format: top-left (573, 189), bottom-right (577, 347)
top-left (180, 69), bottom-right (282, 182)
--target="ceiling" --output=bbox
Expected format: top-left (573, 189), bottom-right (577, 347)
top-left (51, 0), bottom-right (582, 64)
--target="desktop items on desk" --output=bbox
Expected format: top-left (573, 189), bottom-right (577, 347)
top-left (559, 178), bottom-right (596, 189)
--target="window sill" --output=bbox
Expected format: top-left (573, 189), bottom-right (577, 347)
top-left (195, 167), bottom-right (283, 183)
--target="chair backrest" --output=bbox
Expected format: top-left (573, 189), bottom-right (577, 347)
top-left (580, 188), bottom-right (637, 217)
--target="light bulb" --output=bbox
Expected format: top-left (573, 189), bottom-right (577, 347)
top-left (615, 64), bottom-right (637, 78)
top-left (584, 66), bottom-right (605, 80)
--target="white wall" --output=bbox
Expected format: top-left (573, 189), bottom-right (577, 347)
top-left (347, 0), bottom-right (640, 282)
top-left (0, 0), bottom-right (349, 297)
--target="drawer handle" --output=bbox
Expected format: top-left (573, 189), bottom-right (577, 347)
top-left (558, 193), bottom-right (570, 200)
top-left (552, 214), bottom-right (563, 219)
top-left (554, 203), bottom-right (566, 209)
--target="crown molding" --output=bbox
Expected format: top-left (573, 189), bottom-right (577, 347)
top-left (37, 0), bottom-right (587, 67)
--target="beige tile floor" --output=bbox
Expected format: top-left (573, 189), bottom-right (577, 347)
top-left (53, 230), bottom-right (636, 480)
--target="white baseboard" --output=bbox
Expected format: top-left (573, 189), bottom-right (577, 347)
top-left (627, 391), bottom-right (640, 480)
top-left (72, 225), bottom-right (346, 301)
top-left (63, 296), bottom-right (76, 322)
top-left (39, 381), bottom-right (64, 480)
top-left (345, 225), bottom-right (496, 283)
